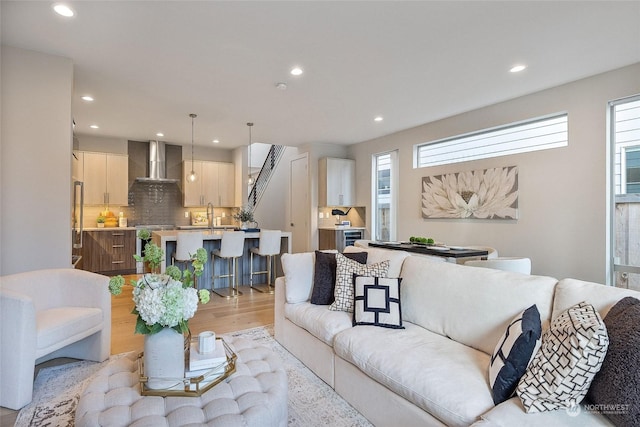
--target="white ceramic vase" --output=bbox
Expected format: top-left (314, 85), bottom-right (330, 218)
top-left (144, 327), bottom-right (185, 390)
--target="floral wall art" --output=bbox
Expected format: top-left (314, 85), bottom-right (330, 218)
top-left (421, 166), bottom-right (518, 219)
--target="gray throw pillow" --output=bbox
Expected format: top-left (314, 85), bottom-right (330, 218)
top-left (311, 251), bottom-right (367, 305)
top-left (587, 296), bottom-right (640, 426)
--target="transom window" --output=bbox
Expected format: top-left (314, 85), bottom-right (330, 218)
top-left (414, 113), bottom-right (568, 168)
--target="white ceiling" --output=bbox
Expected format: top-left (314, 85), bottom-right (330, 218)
top-left (2, 1), bottom-right (640, 149)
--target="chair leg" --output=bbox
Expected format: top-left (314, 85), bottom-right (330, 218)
top-left (252, 253), bottom-right (275, 294)
top-left (212, 256), bottom-right (242, 298)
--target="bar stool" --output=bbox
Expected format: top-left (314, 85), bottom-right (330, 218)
top-left (211, 231), bottom-right (245, 298)
top-left (172, 231), bottom-right (204, 289)
top-left (249, 229), bottom-right (281, 294)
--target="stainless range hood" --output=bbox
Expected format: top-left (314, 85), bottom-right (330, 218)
top-left (135, 140), bottom-right (179, 183)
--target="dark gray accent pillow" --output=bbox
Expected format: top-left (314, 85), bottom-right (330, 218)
top-left (310, 251), bottom-right (367, 305)
top-left (587, 296), bottom-right (640, 426)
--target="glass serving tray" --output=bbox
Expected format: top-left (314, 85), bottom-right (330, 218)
top-left (138, 337), bottom-right (237, 397)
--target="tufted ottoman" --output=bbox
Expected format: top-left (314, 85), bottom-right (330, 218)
top-left (75, 336), bottom-right (288, 427)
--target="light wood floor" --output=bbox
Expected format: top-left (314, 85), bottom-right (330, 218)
top-left (0, 275), bottom-right (274, 425)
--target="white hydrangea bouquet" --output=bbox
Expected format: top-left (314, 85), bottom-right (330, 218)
top-left (108, 236), bottom-right (210, 335)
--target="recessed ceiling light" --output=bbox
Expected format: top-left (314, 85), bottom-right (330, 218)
top-left (374, 116), bottom-right (384, 122)
top-left (81, 95), bottom-right (94, 102)
top-left (212, 139), bottom-right (220, 144)
top-left (275, 82), bottom-right (288, 90)
top-left (53, 3), bottom-right (75, 17)
top-left (90, 125), bottom-right (99, 129)
top-left (290, 67), bottom-right (303, 76)
top-left (510, 64), bottom-right (527, 73)
top-left (156, 132), bottom-right (164, 137)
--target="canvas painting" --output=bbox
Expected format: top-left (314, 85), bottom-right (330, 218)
top-left (422, 166), bottom-right (518, 219)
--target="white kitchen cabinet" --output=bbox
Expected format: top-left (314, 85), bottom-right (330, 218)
top-left (81, 152), bottom-right (129, 206)
top-left (319, 157), bottom-right (355, 206)
top-left (183, 160), bottom-right (235, 207)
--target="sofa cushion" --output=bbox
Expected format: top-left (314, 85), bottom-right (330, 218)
top-left (353, 276), bottom-right (404, 329)
top-left (284, 302), bottom-right (352, 346)
top-left (311, 251), bottom-right (367, 305)
top-left (401, 256), bottom-right (557, 355)
top-left (552, 278), bottom-right (640, 320)
top-left (281, 252), bottom-right (315, 303)
top-left (489, 304), bottom-right (541, 405)
top-left (37, 307), bottom-right (103, 354)
top-left (587, 296), bottom-right (640, 426)
top-left (517, 302), bottom-right (609, 413)
top-left (329, 254), bottom-right (389, 313)
top-left (473, 396), bottom-right (616, 426)
top-left (333, 322), bottom-right (494, 427)
top-left (344, 245), bottom-right (409, 278)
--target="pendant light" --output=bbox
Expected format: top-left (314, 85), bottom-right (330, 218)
top-left (247, 122), bottom-right (254, 186)
top-left (187, 113), bottom-right (198, 183)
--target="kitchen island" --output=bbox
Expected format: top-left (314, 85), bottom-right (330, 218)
top-left (151, 230), bottom-right (292, 291)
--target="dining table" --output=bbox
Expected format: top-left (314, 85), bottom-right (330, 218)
top-left (368, 241), bottom-right (489, 262)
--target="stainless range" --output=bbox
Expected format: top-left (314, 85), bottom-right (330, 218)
top-left (135, 224), bottom-right (176, 273)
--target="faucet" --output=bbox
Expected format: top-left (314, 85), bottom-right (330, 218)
top-left (206, 202), bottom-right (214, 231)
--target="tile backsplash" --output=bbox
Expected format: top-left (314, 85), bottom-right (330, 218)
top-left (81, 181), bottom-right (235, 227)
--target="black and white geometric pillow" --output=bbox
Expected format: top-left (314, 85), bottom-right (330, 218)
top-left (329, 253), bottom-right (389, 313)
top-left (489, 305), bottom-right (541, 405)
top-left (353, 276), bottom-right (404, 329)
top-left (516, 301), bottom-right (609, 413)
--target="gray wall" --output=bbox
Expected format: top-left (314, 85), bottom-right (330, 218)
top-left (1, 46), bottom-right (74, 275)
top-left (348, 63), bottom-right (640, 283)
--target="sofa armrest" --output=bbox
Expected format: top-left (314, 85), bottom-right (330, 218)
top-left (0, 288), bottom-right (38, 409)
top-left (274, 277), bottom-right (286, 343)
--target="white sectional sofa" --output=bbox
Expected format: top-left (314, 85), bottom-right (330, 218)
top-left (274, 246), bottom-right (639, 426)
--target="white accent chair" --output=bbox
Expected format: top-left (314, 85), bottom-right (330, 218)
top-left (0, 268), bottom-right (111, 410)
top-left (172, 231), bottom-right (204, 289)
top-left (249, 230), bottom-right (282, 294)
top-left (465, 257), bottom-right (532, 274)
top-left (354, 240), bottom-right (373, 248)
top-left (211, 231), bottom-right (245, 298)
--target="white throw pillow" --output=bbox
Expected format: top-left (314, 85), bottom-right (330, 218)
top-left (329, 253), bottom-right (389, 313)
top-left (353, 275), bottom-right (404, 329)
top-left (281, 252), bottom-right (315, 303)
top-left (516, 301), bottom-right (609, 413)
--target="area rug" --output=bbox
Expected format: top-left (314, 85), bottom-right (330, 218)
top-left (16, 325), bottom-right (372, 426)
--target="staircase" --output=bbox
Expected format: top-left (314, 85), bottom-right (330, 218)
top-left (248, 144), bottom-right (285, 210)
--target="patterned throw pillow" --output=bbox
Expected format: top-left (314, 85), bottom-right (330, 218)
top-left (329, 253), bottom-right (389, 313)
top-left (489, 305), bottom-right (541, 405)
top-left (311, 251), bottom-right (368, 305)
top-left (353, 276), bottom-right (404, 329)
top-left (516, 301), bottom-right (609, 413)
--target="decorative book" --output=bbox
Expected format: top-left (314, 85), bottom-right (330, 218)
top-left (188, 341), bottom-right (227, 371)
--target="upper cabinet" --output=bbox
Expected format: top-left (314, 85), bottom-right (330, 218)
top-left (77, 151), bottom-right (129, 206)
top-left (183, 160), bottom-right (235, 207)
top-left (319, 157), bottom-right (355, 206)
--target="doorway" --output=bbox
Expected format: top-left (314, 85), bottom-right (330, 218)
top-left (290, 153), bottom-right (310, 253)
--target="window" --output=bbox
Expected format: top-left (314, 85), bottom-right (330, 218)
top-left (415, 113), bottom-right (568, 168)
top-left (372, 151), bottom-right (397, 241)
top-left (610, 95), bottom-right (640, 289)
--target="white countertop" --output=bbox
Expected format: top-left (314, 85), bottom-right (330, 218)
top-left (318, 226), bottom-right (366, 230)
top-left (83, 226), bottom-right (137, 231)
top-left (152, 229), bottom-right (292, 241)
